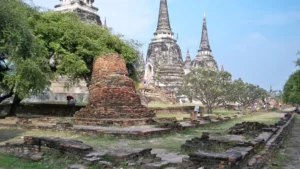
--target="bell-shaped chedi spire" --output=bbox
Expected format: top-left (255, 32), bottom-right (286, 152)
top-left (186, 49), bottom-right (191, 61)
top-left (55, 0), bottom-right (102, 25)
top-left (104, 17), bottom-right (108, 28)
top-left (154, 0), bottom-right (174, 36)
top-left (198, 11), bottom-right (212, 53)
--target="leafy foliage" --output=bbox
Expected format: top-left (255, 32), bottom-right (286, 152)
top-left (283, 70), bottom-right (300, 104)
top-left (228, 78), bottom-right (268, 108)
top-left (0, 0), bottom-right (51, 99)
top-left (180, 68), bottom-right (232, 113)
top-left (30, 11), bottom-right (140, 85)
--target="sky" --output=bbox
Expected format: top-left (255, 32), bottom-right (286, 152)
top-left (28, 0), bottom-right (300, 91)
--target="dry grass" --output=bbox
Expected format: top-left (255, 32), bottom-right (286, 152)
top-left (147, 103), bottom-right (197, 108)
top-left (156, 113), bottom-right (190, 120)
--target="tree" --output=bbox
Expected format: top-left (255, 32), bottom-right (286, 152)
top-left (0, 0), bottom-right (51, 106)
top-left (283, 70), bottom-right (300, 104)
top-left (180, 68), bottom-right (232, 113)
top-left (29, 11), bottom-right (141, 86)
top-left (226, 78), bottom-right (247, 106)
top-left (228, 79), bottom-right (267, 109)
top-left (274, 90), bottom-right (283, 103)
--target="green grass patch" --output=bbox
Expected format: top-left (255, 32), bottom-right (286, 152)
top-left (213, 109), bottom-right (238, 116)
top-left (0, 153), bottom-right (70, 169)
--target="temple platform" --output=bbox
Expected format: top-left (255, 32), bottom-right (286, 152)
top-left (74, 117), bottom-right (176, 127)
top-left (0, 114), bottom-right (241, 138)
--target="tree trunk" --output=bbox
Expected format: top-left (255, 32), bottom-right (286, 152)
top-left (7, 94), bottom-right (21, 117)
top-left (207, 106), bottom-right (213, 114)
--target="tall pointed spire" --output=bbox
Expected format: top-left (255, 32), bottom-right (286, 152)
top-left (154, 0), bottom-right (174, 36)
top-left (221, 65), bottom-right (224, 71)
top-left (104, 17), bottom-right (107, 29)
top-left (186, 49), bottom-right (191, 61)
top-left (198, 11), bottom-right (211, 53)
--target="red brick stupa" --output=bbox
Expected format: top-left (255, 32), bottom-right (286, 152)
top-left (75, 54), bottom-right (154, 122)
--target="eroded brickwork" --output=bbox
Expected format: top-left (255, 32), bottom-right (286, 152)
top-left (75, 54), bottom-right (154, 119)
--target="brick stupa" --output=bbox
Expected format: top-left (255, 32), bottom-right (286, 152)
top-left (75, 54), bottom-right (154, 121)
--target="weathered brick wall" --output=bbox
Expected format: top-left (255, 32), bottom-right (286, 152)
top-left (0, 104), bottom-right (195, 118)
top-left (75, 54), bottom-right (154, 119)
top-left (15, 104), bottom-right (82, 116)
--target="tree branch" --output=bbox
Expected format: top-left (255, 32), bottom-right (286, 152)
top-left (0, 86), bottom-right (14, 103)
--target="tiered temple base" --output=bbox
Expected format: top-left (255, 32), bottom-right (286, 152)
top-left (74, 54), bottom-right (154, 126)
top-left (157, 64), bottom-right (185, 92)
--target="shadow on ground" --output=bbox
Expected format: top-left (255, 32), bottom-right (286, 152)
top-left (0, 129), bottom-right (24, 142)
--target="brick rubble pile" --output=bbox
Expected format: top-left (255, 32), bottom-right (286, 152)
top-left (75, 54), bottom-right (154, 119)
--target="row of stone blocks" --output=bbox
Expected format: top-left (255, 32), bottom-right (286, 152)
top-left (23, 136), bottom-right (93, 155)
top-left (184, 113), bottom-right (294, 169)
top-left (0, 136), bottom-right (172, 169)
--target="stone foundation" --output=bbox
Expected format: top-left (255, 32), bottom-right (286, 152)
top-left (183, 113), bottom-right (295, 169)
top-left (229, 122), bottom-right (270, 137)
top-left (243, 113), bottom-right (295, 169)
top-left (0, 136), bottom-right (171, 168)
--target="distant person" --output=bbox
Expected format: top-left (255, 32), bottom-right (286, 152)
top-left (67, 95), bottom-right (76, 106)
top-left (67, 95), bottom-right (76, 116)
top-left (194, 106), bottom-right (200, 119)
top-left (279, 103), bottom-right (282, 110)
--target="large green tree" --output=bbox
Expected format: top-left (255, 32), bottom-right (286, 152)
top-left (29, 11), bottom-right (140, 86)
top-left (283, 70), bottom-right (300, 104)
top-left (0, 0), bottom-right (51, 105)
top-left (180, 68), bottom-right (232, 113)
top-left (227, 78), bottom-right (267, 109)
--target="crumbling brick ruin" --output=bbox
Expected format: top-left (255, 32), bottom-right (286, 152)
top-left (75, 54), bottom-right (154, 120)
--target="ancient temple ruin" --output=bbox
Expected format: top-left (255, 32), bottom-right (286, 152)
top-left (183, 49), bottom-right (192, 74)
top-left (184, 12), bottom-right (218, 72)
top-left (75, 54), bottom-right (154, 120)
top-left (55, 0), bottom-right (102, 26)
top-left (144, 0), bottom-right (184, 93)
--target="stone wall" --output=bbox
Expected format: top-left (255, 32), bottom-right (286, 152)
top-left (75, 8), bottom-right (102, 26)
top-left (0, 104), bottom-right (196, 118)
top-left (15, 104), bottom-right (82, 117)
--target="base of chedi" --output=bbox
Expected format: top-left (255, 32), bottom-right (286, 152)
top-left (75, 54), bottom-right (154, 121)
